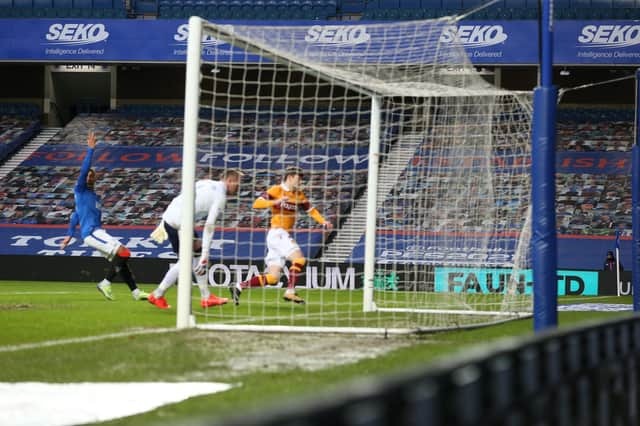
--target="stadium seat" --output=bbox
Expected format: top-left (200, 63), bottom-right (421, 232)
top-left (73, 0), bottom-right (92, 8)
top-left (612, 0), bottom-right (635, 6)
top-left (14, 0), bottom-right (32, 8)
top-left (339, 0), bottom-right (365, 13)
top-left (53, 6), bottom-right (70, 16)
top-left (53, 0), bottom-right (72, 8)
top-left (614, 7), bottom-right (636, 17)
top-left (378, 0), bottom-right (398, 8)
top-left (34, 0), bottom-right (53, 7)
top-left (364, 0), bottom-right (379, 9)
top-left (158, 4), bottom-right (170, 16)
top-left (166, 4), bottom-right (182, 17)
top-left (420, 0), bottom-right (440, 6)
top-left (462, 0), bottom-right (483, 8)
top-left (570, 0), bottom-right (591, 6)
top-left (447, 0), bottom-right (463, 7)
top-left (520, 7), bottom-right (537, 18)
top-left (134, 0), bottom-right (158, 13)
top-left (400, 0), bottom-right (420, 8)
top-left (590, 0), bottom-right (612, 7)
top-left (94, 0), bottom-right (112, 8)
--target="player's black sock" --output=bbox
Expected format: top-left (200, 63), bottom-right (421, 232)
top-left (105, 264), bottom-right (117, 282)
top-left (113, 255), bottom-right (137, 291)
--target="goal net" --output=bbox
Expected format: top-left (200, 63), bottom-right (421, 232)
top-left (178, 16), bottom-right (533, 333)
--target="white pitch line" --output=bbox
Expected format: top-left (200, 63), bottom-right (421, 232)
top-left (0, 328), bottom-right (176, 354)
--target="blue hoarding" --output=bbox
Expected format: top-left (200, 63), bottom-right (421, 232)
top-left (1, 19), bottom-right (640, 65)
top-left (0, 224), bottom-right (325, 260)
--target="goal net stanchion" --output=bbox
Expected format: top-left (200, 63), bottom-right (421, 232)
top-left (180, 16), bottom-right (534, 333)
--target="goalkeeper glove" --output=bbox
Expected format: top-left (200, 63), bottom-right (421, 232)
top-left (150, 221), bottom-right (168, 243)
top-left (194, 257), bottom-right (208, 276)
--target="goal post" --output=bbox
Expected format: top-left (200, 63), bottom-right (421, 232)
top-left (177, 16), bottom-right (204, 329)
top-left (362, 95), bottom-right (381, 313)
top-left (178, 16), bottom-right (534, 333)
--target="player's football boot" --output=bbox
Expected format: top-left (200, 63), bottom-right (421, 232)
top-left (283, 291), bottom-right (305, 304)
top-left (148, 293), bottom-right (171, 309)
top-left (200, 294), bottom-right (229, 308)
top-left (229, 285), bottom-right (242, 306)
top-left (96, 280), bottom-right (114, 301)
top-left (134, 290), bottom-right (150, 301)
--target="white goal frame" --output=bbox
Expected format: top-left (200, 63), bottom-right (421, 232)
top-left (177, 16), bottom-right (533, 332)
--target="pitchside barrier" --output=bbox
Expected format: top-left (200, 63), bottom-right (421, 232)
top-left (219, 315), bottom-right (640, 426)
top-left (0, 256), bottom-right (632, 298)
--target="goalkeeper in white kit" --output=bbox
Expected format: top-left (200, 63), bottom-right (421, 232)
top-left (147, 169), bottom-right (243, 309)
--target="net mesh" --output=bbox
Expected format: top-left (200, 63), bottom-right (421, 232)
top-left (189, 17), bottom-right (533, 332)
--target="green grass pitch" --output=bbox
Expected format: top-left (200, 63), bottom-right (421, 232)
top-left (0, 280), bottom-right (633, 425)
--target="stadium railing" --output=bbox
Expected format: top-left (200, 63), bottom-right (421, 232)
top-left (221, 315), bottom-right (640, 426)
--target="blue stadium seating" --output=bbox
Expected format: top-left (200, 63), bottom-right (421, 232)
top-left (93, 0), bottom-right (113, 8)
top-left (73, 0), bottom-right (92, 9)
top-left (400, 0), bottom-right (420, 8)
top-left (13, 0), bottom-right (32, 8)
top-left (0, 0), bottom-right (636, 19)
top-left (612, 0), bottom-right (636, 6)
top-left (591, 0), bottom-right (613, 7)
top-left (378, 0), bottom-right (398, 7)
top-left (462, 0), bottom-right (483, 8)
top-left (52, 0), bottom-right (72, 8)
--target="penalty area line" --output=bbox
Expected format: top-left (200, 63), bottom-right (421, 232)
top-left (0, 328), bottom-right (177, 354)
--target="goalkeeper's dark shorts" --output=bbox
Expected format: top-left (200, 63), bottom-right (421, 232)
top-left (164, 222), bottom-right (198, 255)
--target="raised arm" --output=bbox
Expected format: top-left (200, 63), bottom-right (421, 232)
top-left (76, 132), bottom-right (96, 189)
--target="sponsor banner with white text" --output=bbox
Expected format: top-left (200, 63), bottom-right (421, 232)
top-left (1, 19), bottom-right (640, 65)
top-left (0, 224), bottom-right (325, 260)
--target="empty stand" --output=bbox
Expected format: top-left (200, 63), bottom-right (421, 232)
top-left (0, 109), bottom-right (367, 229)
top-left (0, 0), bottom-right (126, 17)
top-left (0, 0), bottom-right (636, 19)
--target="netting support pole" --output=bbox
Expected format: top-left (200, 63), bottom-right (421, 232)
top-left (632, 68), bottom-right (640, 312)
top-left (177, 16), bottom-right (202, 329)
top-left (532, 0), bottom-right (558, 332)
top-left (363, 95), bottom-right (381, 312)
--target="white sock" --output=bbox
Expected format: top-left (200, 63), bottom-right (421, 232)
top-left (195, 271), bottom-right (211, 300)
top-left (155, 262), bottom-right (179, 298)
top-left (131, 288), bottom-right (140, 300)
top-left (98, 279), bottom-right (111, 287)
